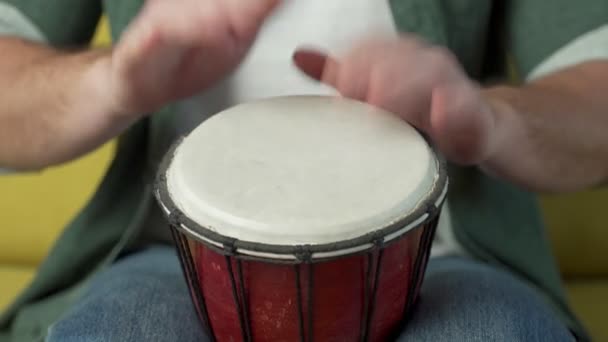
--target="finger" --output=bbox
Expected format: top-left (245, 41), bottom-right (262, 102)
top-left (292, 49), bottom-right (326, 81)
top-left (365, 57), bottom-right (434, 131)
top-left (332, 51), bottom-right (375, 101)
top-left (292, 48), bottom-right (339, 87)
top-left (117, 21), bottom-right (184, 80)
top-left (225, 0), bottom-right (281, 40)
top-left (119, 0), bottom-right (230, 80)
top-left (164, 1), bottom-right (229, 46)
top-left (429, 83), bottom-right (494, 165)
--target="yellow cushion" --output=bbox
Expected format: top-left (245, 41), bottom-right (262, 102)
top-left (0, 142), bottom-right (115, 266)
top-left (92, 16), bottom-right (111, 47)
top-left (0, 265), bottom-right (35, 312)
top-left (565, 279), bottom-right (608, 341)
top-left (541, 189), bottom-right (608, 277)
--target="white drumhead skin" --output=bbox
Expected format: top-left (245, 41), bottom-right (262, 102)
top-left (167, 96), bottom-right (438, 246)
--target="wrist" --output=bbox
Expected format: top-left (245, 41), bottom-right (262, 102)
top-left (80, 50), bottom-right (142, 127)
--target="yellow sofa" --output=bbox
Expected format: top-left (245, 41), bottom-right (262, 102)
top-left (543, 190), bottom-right (608, 341)
top-left (1, 18), bottom-right (607, 341)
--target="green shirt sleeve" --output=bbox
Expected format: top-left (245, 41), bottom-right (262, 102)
top-left (505, 0), bottom-right (608, 80)
top-left (0, 0), bottom-right (102, 46)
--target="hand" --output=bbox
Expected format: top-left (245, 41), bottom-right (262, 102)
top-left (103, 0), bottom-right (280, 118)
top-left (293, 35), bottom-right (500, 165)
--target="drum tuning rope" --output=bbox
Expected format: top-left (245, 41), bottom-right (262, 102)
top-left (169, 224), bottom-right (216, 341)
top-left (360, 237), bottom-right (385, 342)
top-left (401, 205), bottom-right (440, 331)
top-left (294, 247), bottom-right (315, 342)
top-left (222, 241), bottom-right (254, 342)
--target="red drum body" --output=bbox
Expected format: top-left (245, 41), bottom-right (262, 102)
top-left (156, 96), bottom-right (448, 342)
top-left (169, 214), bottom-right (438, 342)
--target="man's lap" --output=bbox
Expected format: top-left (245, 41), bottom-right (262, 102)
top-left (397, 256), bottom-right (574, 341)
top-left (47, 246), bottom-right (206, 342)
top-left (46, 245), bottom-right (574, 342)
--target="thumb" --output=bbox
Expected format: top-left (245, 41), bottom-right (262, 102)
top-left (292, 48), bottom-right (339, 87)
top-left (429, 84), bottom-right (496, 165)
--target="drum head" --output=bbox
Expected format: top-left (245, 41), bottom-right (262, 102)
top-left (156, 96), bottom-right (447, 260)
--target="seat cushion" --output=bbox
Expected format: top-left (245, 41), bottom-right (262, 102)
top-left (565, 278), bottom-right (608, 341)
top-left (541, 189), bottom-right (608, 276)
top-left (0, 265), bottom-right (35, 311)
top-left (0, 142), bottom-right (115, 266)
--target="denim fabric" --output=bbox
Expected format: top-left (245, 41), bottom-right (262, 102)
top-left (46, 246), bottom-right (574, 342)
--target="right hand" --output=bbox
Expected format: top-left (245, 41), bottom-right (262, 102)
top-left (102, 0), bottom-right (280, 118)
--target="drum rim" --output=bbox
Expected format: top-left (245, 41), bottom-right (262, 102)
top-left (155, 132), bottom-right (448, 262)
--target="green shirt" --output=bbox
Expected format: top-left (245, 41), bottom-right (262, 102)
top-left (1, 1), bottom-right (606, 341)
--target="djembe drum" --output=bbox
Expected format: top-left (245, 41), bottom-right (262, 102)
top-left (155, 95), bottom-right (448, 342)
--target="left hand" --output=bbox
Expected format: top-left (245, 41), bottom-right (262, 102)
top-left (293, 35), bottom-right (500, 165)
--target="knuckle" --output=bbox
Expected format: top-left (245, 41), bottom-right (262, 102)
top-left (423, 47), bottom-right (459, 83)
top-left (367, 64), bottom-right (397, 104)
top-left (427, 46), bottom-right (457, 70)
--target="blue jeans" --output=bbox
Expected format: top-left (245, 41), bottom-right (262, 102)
top-left (46, 246), bottom-right (574, 342)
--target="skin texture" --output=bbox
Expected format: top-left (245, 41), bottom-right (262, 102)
top-left (0, 0), bottom-right (280, 169)
top-left (0, 1), bottom-right (606, 193)
top-left (293, 40), bottom-right (608, 192)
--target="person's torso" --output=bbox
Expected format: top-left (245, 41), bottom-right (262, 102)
top-left (105, 0), bottom-right (492, 251)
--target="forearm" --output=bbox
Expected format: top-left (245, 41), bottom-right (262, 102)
top-left (482, 60), bottom-right (608, 192)
top-left (0, 37), bottom-right (129, 170)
